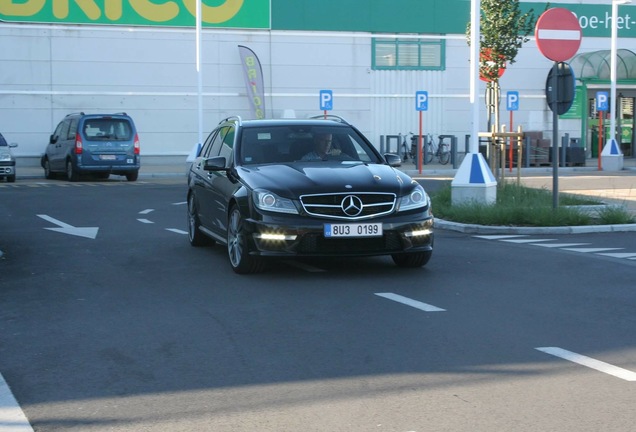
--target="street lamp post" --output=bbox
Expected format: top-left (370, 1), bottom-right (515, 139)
top-left (610, 0), bottom-right (630, 142)
top-left (603, 0), bottom-right (631, 171)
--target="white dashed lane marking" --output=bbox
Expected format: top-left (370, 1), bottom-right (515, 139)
top-left (166, 228), bottom-right (187, 235)
top-left (0, 372), bottom-right (34, 431)
top-left (375, 292), bottom-right (446, 312)
top-left (537, 347), bottom-right (636, 382)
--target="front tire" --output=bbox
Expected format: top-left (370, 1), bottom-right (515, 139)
top-left (187, 194), bottom-right (212, 247)
top-left (7, 174), bottom-right (15, 183)
top-left (392, 250), bottom-right (432, 268)
top-left (43, 158), bottom-right (55, 179)
top-left (227, 205), bottom-right (265, 274)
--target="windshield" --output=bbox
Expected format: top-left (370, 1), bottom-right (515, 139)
top-left (239, 125), bottom-right (381, 165)
top-left (83, 119), bottom-right (132, 141)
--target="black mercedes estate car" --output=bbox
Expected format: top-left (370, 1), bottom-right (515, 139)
top-left (186, 115), bottom-right (434, 274)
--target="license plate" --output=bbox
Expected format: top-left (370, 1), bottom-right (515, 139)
top-left (324, 222), bottom-right (383, 238)
top-left (100, 155), bottom-right (116, 160)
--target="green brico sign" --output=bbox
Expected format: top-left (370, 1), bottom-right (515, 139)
top-left (0, 0), bottom-right (270, 28)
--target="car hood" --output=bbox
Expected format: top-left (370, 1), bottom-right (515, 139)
top-left (237, 162), bottom-right (417, 197)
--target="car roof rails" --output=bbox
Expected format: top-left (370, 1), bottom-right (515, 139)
top-left (112, 112), bottom-right (128, 116)
top-left (308, 114), bottom-right (350, 125)
top-left (66, 112), bottom-right (85, 117)
top-left (220, 116), bottom-right (243, 127)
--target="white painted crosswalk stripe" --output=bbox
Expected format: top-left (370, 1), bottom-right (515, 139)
top-left (475, 235), bottom-right (636, 261)
top-left (561, 247), bottom-right (623, 253)
top-left (501, 238), bottom-right (555, 244)
top-left (534, 243), bottom-right (589, 248)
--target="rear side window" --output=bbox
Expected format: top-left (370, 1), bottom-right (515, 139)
top-left (54, 120), bottom-right (70, 141)
top-left (83, 119), bottom-right (132, 141)
top-left (0, 133), bottom-right (7, 146)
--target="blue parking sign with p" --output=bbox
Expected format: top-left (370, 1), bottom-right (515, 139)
top-left (320, 90), bottom-right (333, 111)
top-left (596, 91), bottom-right (609, 111)
top-left (415, 91), bottom-right (428, 111)
top-left (507, 91), bottom-right (519, 111)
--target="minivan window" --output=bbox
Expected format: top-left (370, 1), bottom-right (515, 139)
top-left (56, 120), bottom-right (70, 142)
top-left (83, 119), bottom-right (132, 141)
top-left (68, 119), bottom-right (79, 139)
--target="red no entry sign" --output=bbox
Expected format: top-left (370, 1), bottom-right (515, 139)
top-left (535, 8), bottom-right (582, 62)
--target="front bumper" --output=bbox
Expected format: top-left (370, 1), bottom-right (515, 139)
top-left (0, 161), bottom-right (15, 176)
top-left (246, 213), bottom-right (434, 258)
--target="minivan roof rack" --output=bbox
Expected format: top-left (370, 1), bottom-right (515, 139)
top-left (220, 116), bottom-right (243, 127)
top-left (308, 114), bottom-right (350, 125)
top-left (66, 112), bottom-right (85, 117)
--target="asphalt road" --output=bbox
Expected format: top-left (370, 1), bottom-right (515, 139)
top-left (1, 178), bottom-right (636, 431)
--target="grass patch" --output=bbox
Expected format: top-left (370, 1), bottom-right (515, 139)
top-left (430, 181), bottom-right (635, 227)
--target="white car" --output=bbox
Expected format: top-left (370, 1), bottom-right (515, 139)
top-left (0, 133), bottom-right (17, 183)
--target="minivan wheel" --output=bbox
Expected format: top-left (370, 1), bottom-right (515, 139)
top-left (126, 171), bottom-right (138, 182)
top-left (227, 206), bottom-right (265, 274)
top-left (7, 175), bottom-right (15, 183)
top-left (43, 158), bottom-right (55, 179)
top-left (66, 160), bottom-right (79, 182)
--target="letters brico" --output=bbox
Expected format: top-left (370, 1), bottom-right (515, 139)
top-left (0, 0), bottom-right (267, 27)
top-left (243, 55), bottom-right (265, 119)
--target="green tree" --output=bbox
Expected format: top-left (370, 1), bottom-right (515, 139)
top-left (467, 0), bottom-right (546, 82)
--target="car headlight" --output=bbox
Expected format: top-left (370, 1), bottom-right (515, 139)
top-left (253, 189), bottom-right (299, 214)
top-left (398, 183), bottom-right (429, 212)
top-left (0, 152), bottom-right (11, 162)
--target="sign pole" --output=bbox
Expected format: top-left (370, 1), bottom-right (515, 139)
top-left (598, 112), bottom-right (604, 170)
top-left (551, 61), bottom-right (559, 209)
top-left (418, 111), bottom-right (423, 174)
top-left (535, 7), bottom-right (583, 209)
top-left (509, 110), bottom-right (513, 173)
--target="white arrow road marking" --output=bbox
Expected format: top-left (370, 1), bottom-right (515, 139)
top-left (173, 202), bottom-right (187, 206)
top-left (375, 293), bottom-right (445, 312)
top-left (166, 228), bottom-right (188, 235)
top-left (536, 347), bottom-right (636, 382)
top-left (37, 214), bottom-right (99, 239)
top-left (0, 372), bottom-right (34, 431)
top-left (137, 219), bottom-right (154, 224)
top-left (139, 209), bottom-right (154, 215)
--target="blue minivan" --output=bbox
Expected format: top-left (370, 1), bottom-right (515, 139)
top-left (42, 112), bottom-right (140, 181)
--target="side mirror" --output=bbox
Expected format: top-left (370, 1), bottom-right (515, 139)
top-left (9, 143), bottom-right (18, 148)
top-left (384, 153), bottom-right (402, 167)
top-left (203, 156), bottom-right (227, 171)
top-left (49, 134), bottom-right (57, 144)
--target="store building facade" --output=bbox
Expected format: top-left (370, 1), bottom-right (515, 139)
top-left (1, 0), bottom-right (635, 160)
